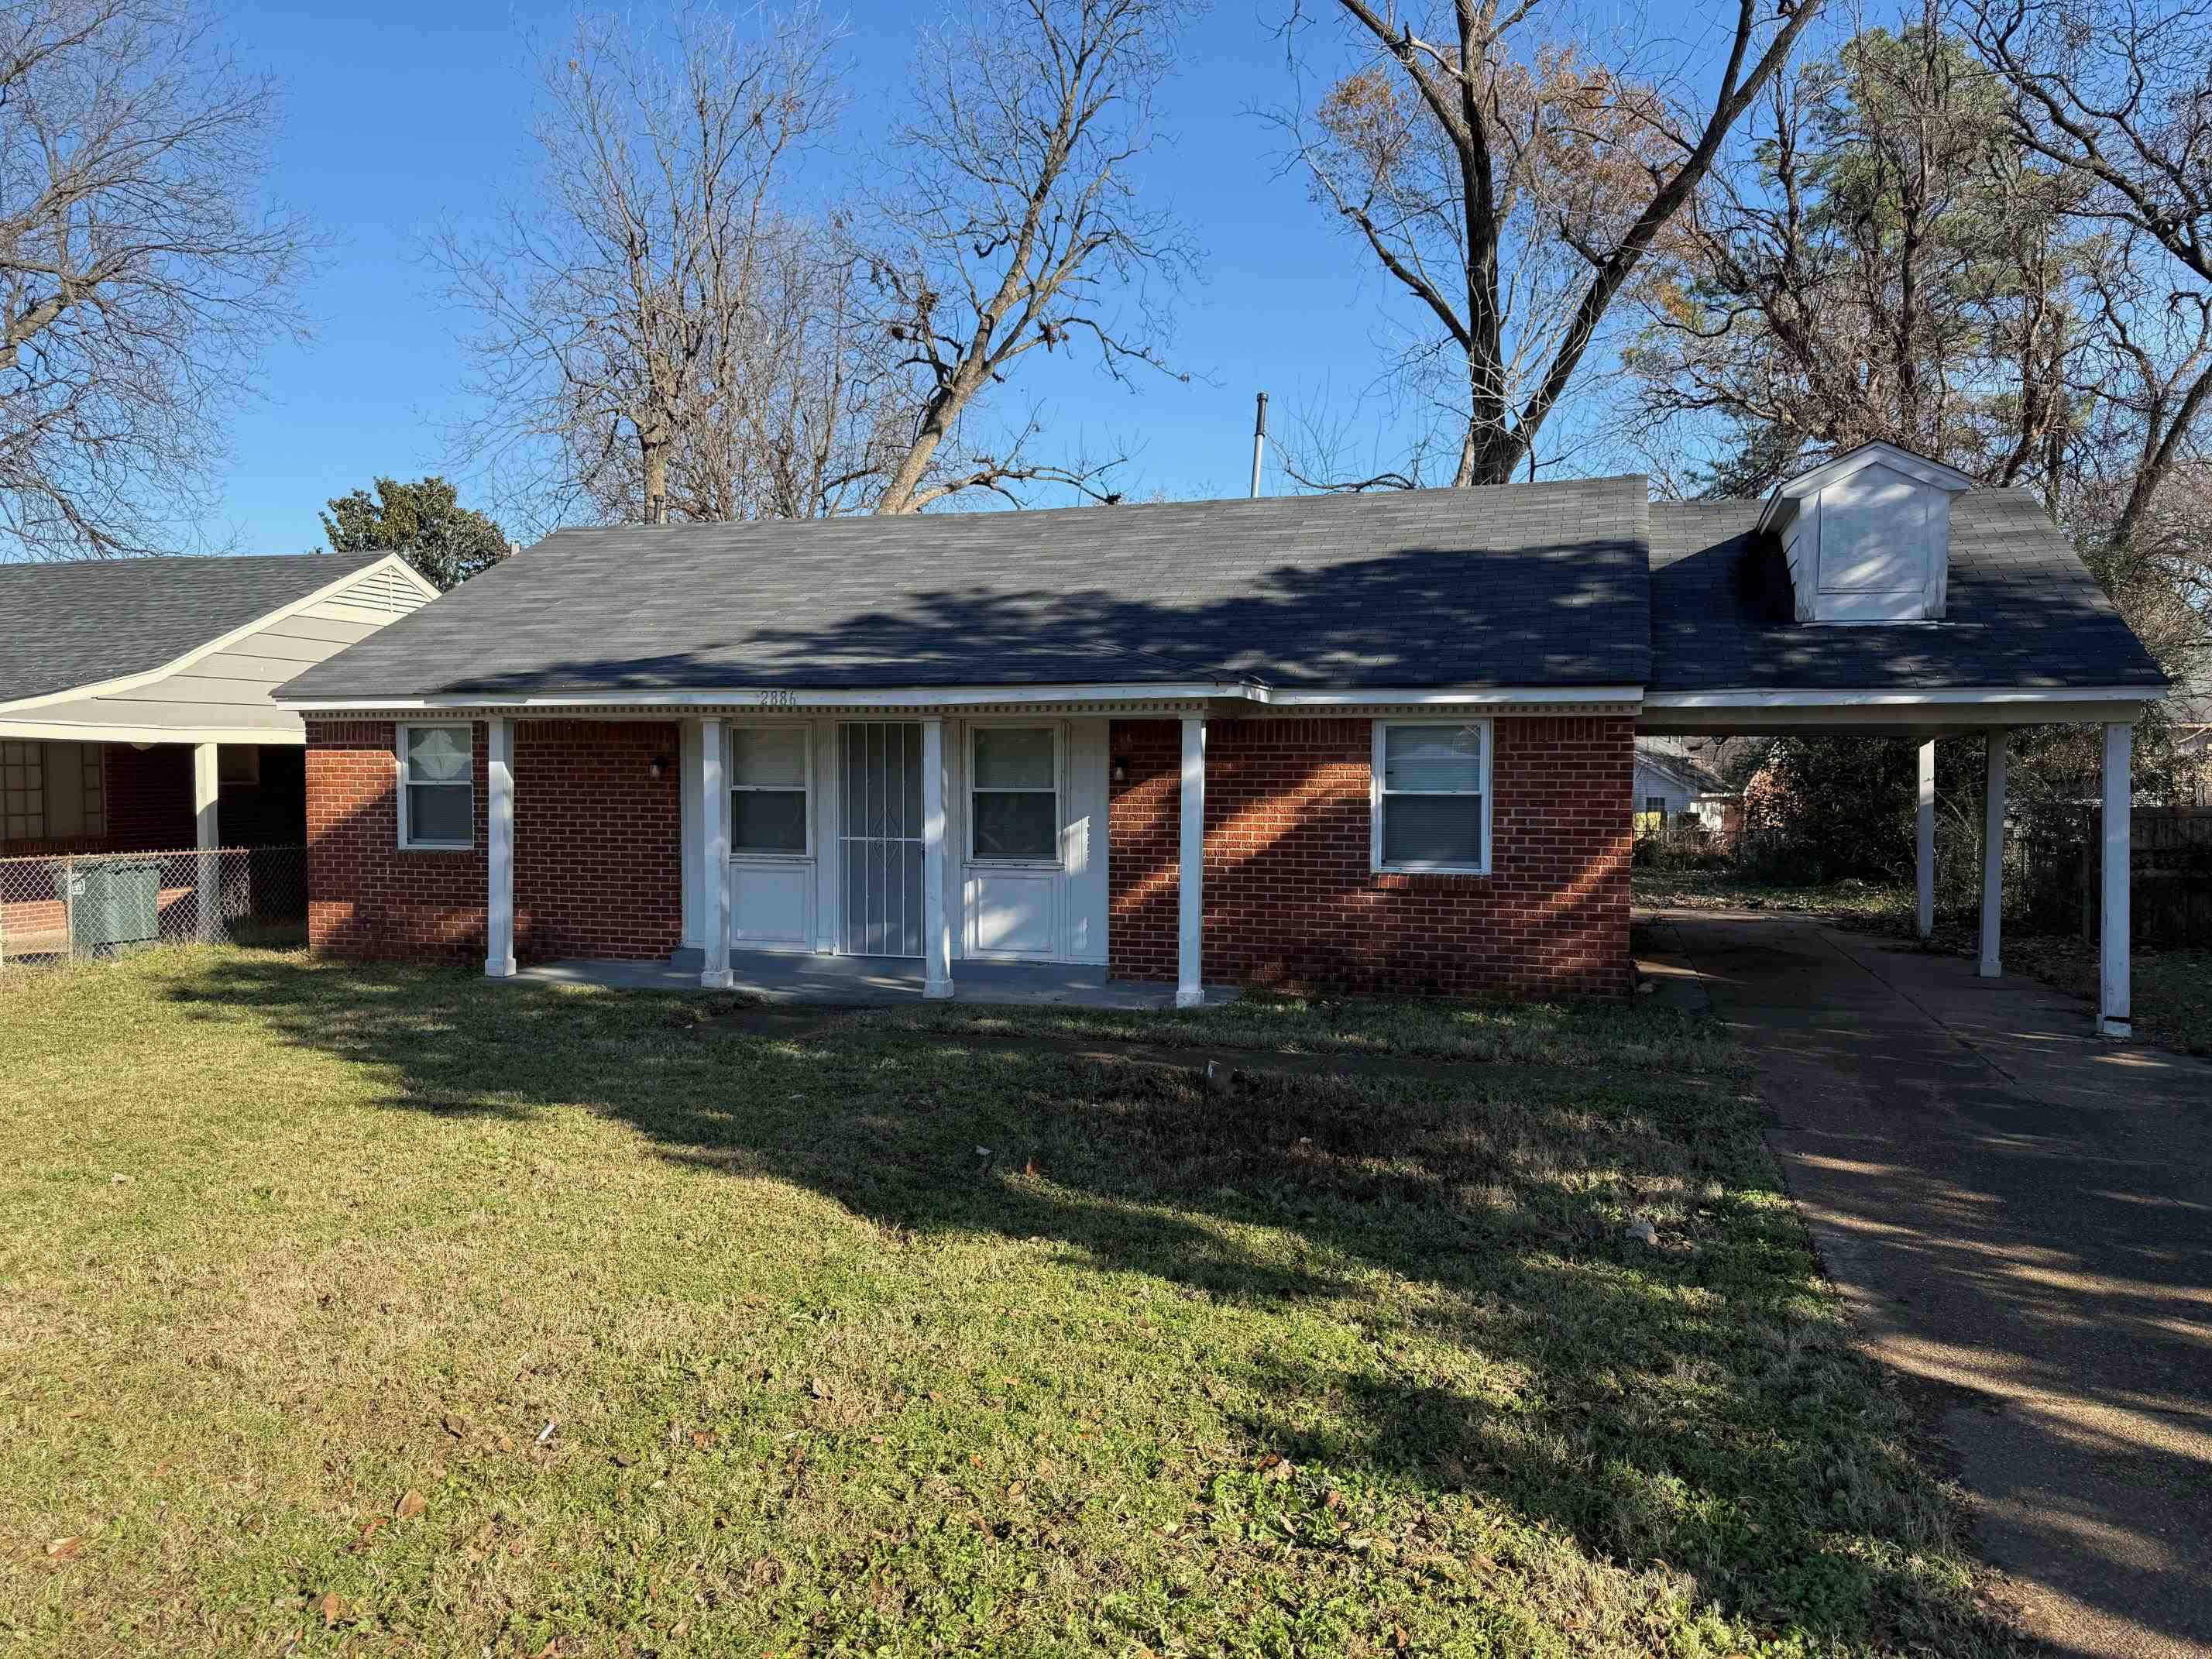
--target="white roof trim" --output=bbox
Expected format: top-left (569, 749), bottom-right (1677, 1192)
top-left (1756, 441), bottom-right (1974, 538)
top-left (279, 682), bottom-right (1649, 713)
top-left (1645, 685), bottom-right (2157, 708)
top-left (0, 552), bottom-right (435, 716)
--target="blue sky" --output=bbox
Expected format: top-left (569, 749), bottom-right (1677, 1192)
top-left (217, 0), bottom-right (1826, 551)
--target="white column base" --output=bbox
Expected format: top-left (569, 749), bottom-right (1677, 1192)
top-left (700, 967), bottom-right (733, 990)
top-left (924, 977), bottom-right (954, 1000)
top-left (1175, 987), bottom-right (1206, 1010)
top-left (2099, 1016), bottom-right (2132, 1039)
top-left (484, 954), bottom-right (517, 978)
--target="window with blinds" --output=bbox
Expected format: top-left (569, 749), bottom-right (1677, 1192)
top-left (1, 741), bottom-right (105, 843)
top-left (1372, 722), bottom-right (1489, 874)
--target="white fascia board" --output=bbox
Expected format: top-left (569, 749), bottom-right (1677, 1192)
top-left (279, 681), bottom-right (1647, 713)
top-left (0, 715), bottom-right (307, 744)
top-left (0, 552), bottom-right (432, 716)
top-left (1263, 685), bottom-right (1643, 707)
top-left (1644, 685), bottom-right (2159, 708)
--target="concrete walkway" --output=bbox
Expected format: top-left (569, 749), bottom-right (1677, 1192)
top-left (510, 950), bottom-right (1237, 1010)
top-left (1640, 909), bottom-right (2212, 1659)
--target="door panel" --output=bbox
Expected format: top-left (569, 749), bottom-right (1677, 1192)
top-left (730, 862), bottom-right (812, 949)
top-left (966, 867), bottom-right (1059, 957)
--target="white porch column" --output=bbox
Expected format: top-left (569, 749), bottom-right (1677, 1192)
top-left (699, 717), bottom-right (732, 988)
top-left (483, 716), bottom-right (516, 977)
top-left (191, 742), bottom-right (219, 942)
top-left (1176, 716), bottom-right (1207, 1009)
top-left (2100, 722), bottom-right (2132, 1038)
top-left (921, 716), bottom-right (953, 998)
top-left (1977, 732), bottom-right (2006, 979)
top-left (1915, 739), bottom-right (1936, 939)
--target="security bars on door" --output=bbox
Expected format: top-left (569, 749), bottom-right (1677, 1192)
top-left (839, 722), bottom-right (925, 957)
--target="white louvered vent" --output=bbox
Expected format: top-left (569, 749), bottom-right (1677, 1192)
top-left (328, 565), bottom-right (431, 616)
top-left (1757, 442), bottom-right (1973, 623)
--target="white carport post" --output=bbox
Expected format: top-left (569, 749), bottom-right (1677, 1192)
top-left (1977, 731), bottom-right (2006, 979)
top-left (2100, 722), bottom-right (2132, 1037)
top-left (921, 716), bottom-right (953, 998)
top-left (1176, 716), bottom-right (1207, 1009)
top-left (1915, 740), bottom-right (1936, 939)
top-left (191, 743), bottom-right (219, 942)
top-left (483, 716), bottom-right (516, 977)
top-left (699, 717), bottom-right (732, 989)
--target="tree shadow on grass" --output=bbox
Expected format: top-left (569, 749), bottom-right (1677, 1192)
top-left (164, 953), bottom-right (2020, 1656)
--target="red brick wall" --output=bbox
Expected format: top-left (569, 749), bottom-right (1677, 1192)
top-left (304, 717), bottom-right (683, 964)
top-left (1107, 715), bottom-right (1633, 1000)
top-left (307, 720), bottom-right (488, 963)
top-left (103, 743), bottom-right (194, 850)
top-left (514, 720), bottom-right (682, 961)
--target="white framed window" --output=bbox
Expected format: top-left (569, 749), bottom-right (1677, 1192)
top-left (729, 724), bottom-right (810, 857)
top-left (1372, 720), bottom-right (1490, 874)
top-left (970, 724), bottom-right (1060, 863)
top-left (397, 724), bottom-right (474, 850)
top-left (1645, 795), bottom-right (1668, 818)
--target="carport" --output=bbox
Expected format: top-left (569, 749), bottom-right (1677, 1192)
top-left (1643, 444), bottom-right (2169, 1037)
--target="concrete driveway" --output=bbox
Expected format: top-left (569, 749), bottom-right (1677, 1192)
top-left (1639, 910), bottom-right (2212, 1659)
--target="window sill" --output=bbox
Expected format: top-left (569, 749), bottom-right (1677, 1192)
top-left (966, 858), bottom-right (1063, 871)
top-left (1371, 867), bottom-right (1491, 891)
top-left (399, 842), bottom-right (475, 854)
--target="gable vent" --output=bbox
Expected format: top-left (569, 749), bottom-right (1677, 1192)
top-left (1757, 441), bottom-right (1973, 623)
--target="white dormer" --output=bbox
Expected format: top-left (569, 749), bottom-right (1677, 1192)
top-left (1757, 441), bottom-right (1973, 623)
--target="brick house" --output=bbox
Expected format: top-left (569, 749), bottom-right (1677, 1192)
top-left (274, 445), bottom-right (2168, 1026)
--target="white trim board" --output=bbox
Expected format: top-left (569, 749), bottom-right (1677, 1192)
top-left (279, 682), bottom-right (1649, 714)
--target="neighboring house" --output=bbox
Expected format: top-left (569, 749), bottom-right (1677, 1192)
top-left (1, 552), bottom-right (437, 858)
top-left (273, 441), bottom-right (2167, 1032)
top-left (1633, 737), bottom-right (1742, 833)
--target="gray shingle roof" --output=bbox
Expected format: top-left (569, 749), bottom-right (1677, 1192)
top-left (0, 551), bottom-right (388, 704)
top-left (278, 481), bottom-right (1653, 699)
top-left (1648, 491), bottom-right (2166, 692)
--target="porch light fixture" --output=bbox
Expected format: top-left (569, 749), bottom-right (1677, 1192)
top-left (1111, 757), bottom-right (1128, 783)
top-left (649, 754), bottom-right (669, 780)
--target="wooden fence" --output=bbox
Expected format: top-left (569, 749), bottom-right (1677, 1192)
top-left (2059, 806), bottom-right (2212, 947)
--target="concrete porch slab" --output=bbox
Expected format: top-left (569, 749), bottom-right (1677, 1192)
top-left (507, 950), bottom-right (1237, 1011)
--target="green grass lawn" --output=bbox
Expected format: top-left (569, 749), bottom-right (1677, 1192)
top-left (1631, 870), bottom-right (1917, 929)
top-left (0, 948), bottom-right (2020, 1657)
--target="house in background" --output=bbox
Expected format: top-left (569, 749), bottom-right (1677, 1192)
top-left (1633, 737), bottom-right (1744, 833)
top-left (273, 441), bottom-right (2168, 1034)
top-left (1, 551), bottom-right (435, 859)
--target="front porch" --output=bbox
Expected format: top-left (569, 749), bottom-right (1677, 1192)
top-left (511, 948), bottom-right (1237, 1009)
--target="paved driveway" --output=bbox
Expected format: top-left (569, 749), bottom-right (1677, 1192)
top-left (1639, 911), bottom-right (2212, 1659)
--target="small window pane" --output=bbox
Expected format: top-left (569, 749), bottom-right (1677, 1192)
top-left (1382, 795), bottom-right (1482, 866)
top-left (732, 788), bottom-right (807, 854)
top-left (407, 784), bottom-right (472, 845)
top-left (407, 727), bottom-right (469, 783)
top-left (1384, 724), bottom-right (1482, 792)
top-left (733, 727), bottom-right (807, 788)
top-left (974, 727), bottom-right (1055, 789)
top-left (973, 792), bottom-right (1057, 860)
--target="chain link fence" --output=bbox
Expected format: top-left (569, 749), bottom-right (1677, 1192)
top-left (0, 846), bottom-right (307, 970)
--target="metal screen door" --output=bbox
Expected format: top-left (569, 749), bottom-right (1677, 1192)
top-left (840, 722), bottom-right (925, 957)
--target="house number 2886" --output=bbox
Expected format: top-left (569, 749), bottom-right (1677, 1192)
top-left (752, 689), bottom-right (798, 708)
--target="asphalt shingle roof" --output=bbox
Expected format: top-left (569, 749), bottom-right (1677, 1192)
top-left (279, 481), bottom-right (1654, 699)
top-left (1649, 492), bottom-right (2166, 692)
top-left (0, 551), bottom-right (387, 704)
top-left (270, 481), bottom-right (2166, 704)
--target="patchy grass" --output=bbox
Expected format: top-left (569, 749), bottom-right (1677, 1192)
top-left (1633, 870), bottom-right (1917, 928)
top-left (2004, 936), bottom-right (2212, 1056)
top-left (849, 989), bottom-right (1740, 1075)
top-left (0, 948), bottom-right (2021, 1657)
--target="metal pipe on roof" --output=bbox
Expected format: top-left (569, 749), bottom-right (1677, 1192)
top-left (1250, 392), bottom-right (1268, 500)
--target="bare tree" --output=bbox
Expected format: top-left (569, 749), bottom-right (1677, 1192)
top-left (1622, 20), bottom-right (2093, 498)
top-left (438, 9), bottom-right (867, 532)
top-left (0, 0), bottom-right (305, 561)
top-left (1279, 0), bottom-right (1826, 489)
top-left (863, 0), bottom-right (1200, 514)
top-left (1961, 0), bottom-right (2212, 549)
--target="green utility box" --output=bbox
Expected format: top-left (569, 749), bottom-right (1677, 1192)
top-left (64, 860), bottom-right (161, 950)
